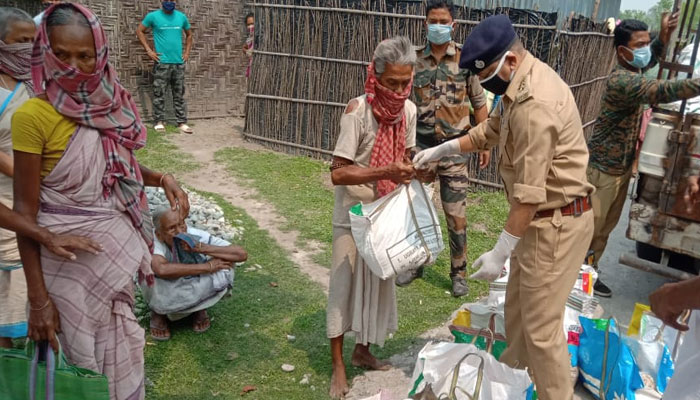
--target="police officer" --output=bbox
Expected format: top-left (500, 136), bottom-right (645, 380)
top-left (414, 15), bottom-right (594, 400)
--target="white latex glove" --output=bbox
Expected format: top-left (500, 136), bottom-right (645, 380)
top-left (413, 139), bottom-right (462, 169)
top-left (470, 230), bottom-right (520, 281)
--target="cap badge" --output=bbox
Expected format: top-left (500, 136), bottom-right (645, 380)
top-left (475, 60), bottom-right (485, 69)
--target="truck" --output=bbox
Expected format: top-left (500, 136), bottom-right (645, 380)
top-left (620, 0), bottom-right (700, 281)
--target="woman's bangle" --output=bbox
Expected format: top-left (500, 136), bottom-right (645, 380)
top-left (208, 261), bottom-right (213, 273)
top-left (159, 173), bottom-right (173, 187)
top-left (30, 298), bottom-right (51, 311)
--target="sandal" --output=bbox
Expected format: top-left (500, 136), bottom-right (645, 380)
top-left (149, 312), bottom-right (171, 341)
top-left (178, 123), bottom-right (194, 134)
top-left (154, 122), bottom-right (166, 133)
top-left (193, 310), bottom-right (211, 334)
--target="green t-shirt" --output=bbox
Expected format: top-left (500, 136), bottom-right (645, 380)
top-left (141, 9), bottom-right (190, 64)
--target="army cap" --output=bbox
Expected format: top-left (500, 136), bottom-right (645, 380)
top-left (459, 14), bottom-right (517, 74)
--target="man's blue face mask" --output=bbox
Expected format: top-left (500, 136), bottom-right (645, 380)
top-left (621, 45), bottom-right (652, 69)
top-left (162, 1), bottom-right (176, 12)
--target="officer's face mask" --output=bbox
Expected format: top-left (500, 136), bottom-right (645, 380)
top-left (162, 1), bottom-right (176, 12)
top-left (620, 45), bottom-right (652, 69)
top-left (427, 24), bottom-right (453, 45)
top-left (479, 51), bottom-right (515, 96)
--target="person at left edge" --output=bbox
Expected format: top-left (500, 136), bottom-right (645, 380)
top-left (397, 0), bottom-right (490, 297)
top-left (13, 4), bottom-right (189, 399)
top-left (413, 15), bottom-right (594, 400)
top-left (137, 0), bottom-right (194, 134)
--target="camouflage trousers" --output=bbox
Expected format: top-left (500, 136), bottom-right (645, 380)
top-left (152, 63), bottom-right (188, 125)
top-left (423, 153), bottom-right (469, 277)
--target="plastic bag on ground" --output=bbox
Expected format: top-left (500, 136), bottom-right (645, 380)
top-left (408, 342), bottom-right (533, 400)
top-left (349, 180), bottom-right (444, 280)
top-left (578, 318), bottom-right (644, 400)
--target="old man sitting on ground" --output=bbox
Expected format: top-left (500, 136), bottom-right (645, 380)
top-left (145, 207), bottom-right (248, 340)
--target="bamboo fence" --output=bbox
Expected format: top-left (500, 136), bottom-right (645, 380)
top-left (245, 0), bottom-right (616, 189)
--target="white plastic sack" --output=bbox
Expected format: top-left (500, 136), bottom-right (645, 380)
top-left (409, 342), bottom-right (532, 400)
top-left (466, 303), bottom-right (506, 336)
top-left (349, 180), bottom-right (444, 280)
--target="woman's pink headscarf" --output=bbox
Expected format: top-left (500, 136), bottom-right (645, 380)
top-left (31, 3), bottom-right (154, 251)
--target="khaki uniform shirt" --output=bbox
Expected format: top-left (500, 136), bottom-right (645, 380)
top-left (469, 52), bottom-right (594, 211)
top-left (413, 42), bottom-right (486, 148)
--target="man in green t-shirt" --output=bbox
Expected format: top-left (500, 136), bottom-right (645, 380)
top-left (137, 1), bottom-right (194, 134)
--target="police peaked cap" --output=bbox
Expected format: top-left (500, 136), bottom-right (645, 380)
top-left (459, 14), bottom-right (518, 74)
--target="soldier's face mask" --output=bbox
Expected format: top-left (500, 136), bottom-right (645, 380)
top-left (427, 24), bottom-right (453, 45)
top-left (479, 51), bottom-right (515, 95)
top-left (620, 45), bottom-right (651, 69)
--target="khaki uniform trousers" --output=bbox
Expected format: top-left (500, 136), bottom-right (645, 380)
top-left (499, 209), bottom-right (593, 400)
top-left (586, 166), bottom-right (632, 268)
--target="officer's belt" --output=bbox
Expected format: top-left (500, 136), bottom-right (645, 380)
top-left (534, 196), bottom-right (592, 219)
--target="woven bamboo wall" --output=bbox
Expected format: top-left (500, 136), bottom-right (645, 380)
top-left (1, 0), bottom-right (248, 120)
top-left (245, 0), bottom-right (616, 189)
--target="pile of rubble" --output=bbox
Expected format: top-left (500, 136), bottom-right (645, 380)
top-left (145, 187), bottom-right (243, 242)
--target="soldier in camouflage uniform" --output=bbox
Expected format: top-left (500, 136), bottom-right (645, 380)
top-left (396, 0), bottom-right (489, 297)
top-left (586, 14), bottom-right (700, 297)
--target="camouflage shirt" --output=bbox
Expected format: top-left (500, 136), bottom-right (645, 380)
top-left (588, 38), bottom-right (700, 175)
top-left (412, 41), bottom-right (487, 149)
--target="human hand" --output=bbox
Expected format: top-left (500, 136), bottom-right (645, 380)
top-left (414, 166), bottom-right (436, 183)
top-left (27, 296), bottom-right (61, 353)
top-left (660, 12), bottom-right (680, 44)
top-left (181, 240), bottom-right (201, 253)
top-left (470, 230), bottom-right (520, 281)
top-left (385, 161), bottom-right (414, 185)
top-left (183, 52), bottom-right (190, 62)
top-left (685, 175), bottom-right (700, 213)
top-left (162, 174), bottom-right (190, 220)
top-left (479, 150), bottom-right (491, 169)
top-left (40, 231), bottom-right (103, 261)
top-left (413, 139), bottom-right (461, 169)
top-left (147, 50), bottom-right (161, 62)
top-left (650, 282), bottom-right (689, 331)
top-left (210, 258), bottom-right (233, 271)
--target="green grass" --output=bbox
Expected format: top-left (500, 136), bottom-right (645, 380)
top-left (135, 127), bottom-right (200, 173)
top-left (141, 135), bottom-right (510, 399)
top-left (213, 147), bottom-right (510, 357)
top-left (145, 193), bottom-right (333, 399)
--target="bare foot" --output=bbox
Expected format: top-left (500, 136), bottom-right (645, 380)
top-left (351, 345), bottom-right (391, 371)
top-left (329, 362), bottom-right (349, 399)
top-left (193, 310), bottom-right (211, 333)
top-left (149, 312), bottom-right (171, 341)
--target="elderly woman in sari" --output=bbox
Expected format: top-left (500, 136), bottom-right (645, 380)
top-left (12, 4), bottom-right (189, 399)
top-left (0, 6), bottom-right (100, 349)
top-left (327, 36), bottom-right (417, 399)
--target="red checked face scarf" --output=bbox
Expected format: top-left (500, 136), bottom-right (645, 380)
top-left (365, 62), bottom-right (413, 197)
top-left (0, 40), bottom-right (33, 94)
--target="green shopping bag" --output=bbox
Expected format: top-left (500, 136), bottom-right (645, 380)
top-left (0, 340), bottom-right (109, 400)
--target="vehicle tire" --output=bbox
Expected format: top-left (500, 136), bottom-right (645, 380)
top-left (636, 242), bottom-right (662, 263)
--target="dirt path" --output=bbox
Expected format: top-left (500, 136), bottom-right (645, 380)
top-left (168, 117), bottom-right (331, 294)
